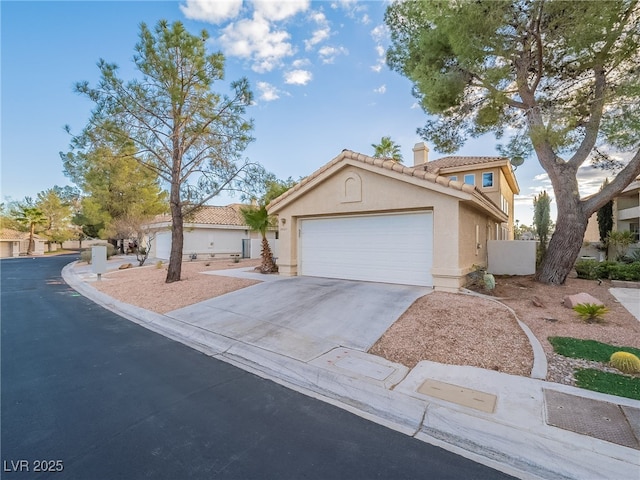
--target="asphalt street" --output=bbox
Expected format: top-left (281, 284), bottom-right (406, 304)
top-left (1, 255), bottom-right (514, 479)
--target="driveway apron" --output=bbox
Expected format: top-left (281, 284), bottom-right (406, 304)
top-left (165, 276), bottom-right (431, 362)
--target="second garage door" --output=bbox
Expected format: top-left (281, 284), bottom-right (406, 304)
top-left (299, 212), bottom-right (433, 286)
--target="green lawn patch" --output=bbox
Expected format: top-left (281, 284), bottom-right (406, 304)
top-left (549, 337), bottom-right (640, 400)
top-left (574, 369), bottom-right (640, 401)
top-left (548, 336), bottom-right (640, 363)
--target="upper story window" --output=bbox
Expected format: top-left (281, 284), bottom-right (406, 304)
top-left (449, 175), bottom-right (458, 181)
top-left (464, 174), bottom-right (475, 185)
top-left (482, 172), bottom-right (494, 188)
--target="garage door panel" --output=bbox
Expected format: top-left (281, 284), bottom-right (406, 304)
top-left (299, 213), bottom-right (432, 286)
top-left (155, 232), bottom-right (171, 260)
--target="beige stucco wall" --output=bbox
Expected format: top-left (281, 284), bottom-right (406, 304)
top-left (445, 166), bottom-right (515, 239)
top-left (487, 240), bottom-right (537, 275)
top-left (271, 161), bottom-right (502, 292)
top-left (148, 225), bottom-right (277, 260)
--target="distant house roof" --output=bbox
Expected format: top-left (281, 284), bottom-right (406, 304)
top-left (146, 204), bottom-right (249, 228)
top-left (0, 228), bottom-right (42, 241)
top-left (422, 156), bottom-right (508, 171)
top-left (621, 176), bottom-right (640, 194)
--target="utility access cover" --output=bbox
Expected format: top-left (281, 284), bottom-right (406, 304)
top-left (418, 379), bottom-right (496, 413)
top-left (544, 389), bottom-right (640, 450)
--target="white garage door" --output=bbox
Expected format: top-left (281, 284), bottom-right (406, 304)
top-left (299, 212), bottom-right (433, 286)
top-left (155, 232), bottom-right (171, 260)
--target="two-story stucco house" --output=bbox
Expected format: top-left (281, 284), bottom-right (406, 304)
top-left (267, 143), bottom-right (519, 292)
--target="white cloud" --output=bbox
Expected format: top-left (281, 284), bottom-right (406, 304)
top-left (305, 27), bottom-right (331, 50)
top-left (180, 0), bottom-right (243, 23)
top-left (218, 15), bottom-right (295, 73)
top-left (370, 25), bottom-right (388, 73)
top-left (370, 58), bottom-right (385, 73)
top-left (577, 164), bottom-right (610, 197)
top-left (292, 58), bottom-right (311, 68)
top-left (374, 84), bottom-right (386, 94)
top-left (304, 11), bottom-right (331, 50)
top-left (257, 81), bottom-right (280, 101)
top-left (251, 0), bottom-right (310, 21)
top-left (318, 45), bottom-right (348, 64)
top-left (284, 69), bottom-right (312, 85)
top-left (370, 24), bottom-right (387, 43)
top-left (309, 11), bottom-right (326, 24)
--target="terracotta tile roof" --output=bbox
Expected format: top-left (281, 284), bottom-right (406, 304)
top-left (0, 228), bottom-right (34, 240)
top-left (267, 150), bottom-right (507, 222)
top-left (422, 156), bottom-right (510, 173)
top-left (149, 204), bottom-right (249, 226)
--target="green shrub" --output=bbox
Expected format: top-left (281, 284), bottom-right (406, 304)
top-left (607, 262), bottom-right (640, 281)
top-left (106, 243), bottom-right (117, 258)
top-left (574, 259), bottom-right (599, 279)
top-left (573, 303), bottom-right (609, 323)
top-left (80, 250), bottom-right (92, 264)
top-left (595, 261), bottom-right (618, 279)
top-left (610, 352), bottom-right (640, 374)
top-left (623, 249), bottom-right (640, 263)
top-left (575, 259), bottom-right (640, 281)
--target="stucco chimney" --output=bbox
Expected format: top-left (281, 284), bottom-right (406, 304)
top-left (413, 142), bottom-right (429, 166)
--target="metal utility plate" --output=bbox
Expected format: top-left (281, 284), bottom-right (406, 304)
top-left (544, 389), bottom-right (640, 450)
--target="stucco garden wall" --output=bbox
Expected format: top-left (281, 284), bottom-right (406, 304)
top-left (487, 240), bottom-right (537, 275)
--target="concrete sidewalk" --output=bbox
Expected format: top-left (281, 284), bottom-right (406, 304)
top-left (63, 258), bottom-right (640, 480)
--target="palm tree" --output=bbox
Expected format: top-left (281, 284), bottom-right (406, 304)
top-left (241, 177), bottom-right (296, 274)
top-left (371, 136), bottom-right (403, 162)
top-left (12, 201), bottom-right (46, 254)
top-left (240, 205), bottom-right (278, 273)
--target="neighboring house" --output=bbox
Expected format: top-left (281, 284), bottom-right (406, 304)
top-left (616, 176), bottom-right (640, 242)
top-left (0, 229), bottom-right (46, 258)
top-left (267, 143), bottom-right (520, 292)
top-left (144, 204), bottom-right (277, 261)
top-left (581, 176), bottom-right (640, 257)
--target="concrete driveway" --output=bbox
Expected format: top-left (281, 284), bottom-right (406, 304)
top-left (165, 275), bottom-right (432, 362)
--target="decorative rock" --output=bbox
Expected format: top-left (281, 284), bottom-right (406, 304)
top-left (563, 292), bottom-right (604, 309)
top-left (532, 296), bottom-right (545, 307)
top-left (118, 263), bottom-right (133, 270)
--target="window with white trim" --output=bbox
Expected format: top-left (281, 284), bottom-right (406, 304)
top-left (449, 175), bottom-right (458, 181)
top-left (482, 172), bottom-right (494, 188)
top-left (464, 174), bottom-right (475, 185)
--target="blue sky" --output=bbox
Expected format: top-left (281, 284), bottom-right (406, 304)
top-left (1, 0), bottom-right (612, 225)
